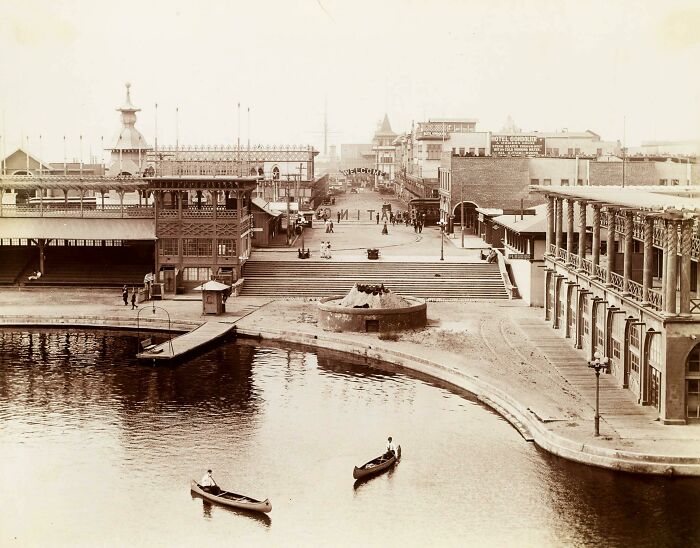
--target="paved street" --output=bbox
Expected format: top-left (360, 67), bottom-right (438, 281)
top-left (256, 188), bottom-right (485, 261)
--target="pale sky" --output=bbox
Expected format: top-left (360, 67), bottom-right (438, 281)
top-left (1, 0), bottom-right (699, 161)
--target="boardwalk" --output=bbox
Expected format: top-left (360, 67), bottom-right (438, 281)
top-left (136, 321), bottom-right (236, 362)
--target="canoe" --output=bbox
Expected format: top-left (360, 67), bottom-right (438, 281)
top-left (353, 445), bottom-right (401, 480)
top-left (190, 480), bottom-right (272, 513)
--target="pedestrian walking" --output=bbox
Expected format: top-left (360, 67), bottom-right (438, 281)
top-left (329, 220), bottom-right (334, 233)
top-left (382, 221), bottom-right (389, 235)
top-left (130, 288), bottom-right (138, 310)
top-left (376, 213), bottom-right (380, 224)
top-left (326, 241), bottom-right (332, 259)
top-left (122, 285), bottom-right (128, 306)
top-left (320, 240), bottom-right (327, 258)
top-left (418, 220), bottom-right (423, 233)
top-left (337, 211), bottom-right (341, 223)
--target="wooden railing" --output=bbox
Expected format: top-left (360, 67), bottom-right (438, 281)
top-left (557, 248), bottom-right (568, 262)
top-left (0, 204), bottom-right (154, 218)
top-left (627, 279), bottom-right (644, 300)
top-left (569, 253), bottom-right (580, 269)
top-left (610, 271), bottom-right (624, 292)
top-left (580, 257), bottom-right (592, 275)
top-left (647, 289), bottom-right (663, 312)
top-left (594, 264), bottom-right (607, 280)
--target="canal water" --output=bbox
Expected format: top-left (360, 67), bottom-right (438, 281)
top-left (1, 329), bottom-right (698, 547)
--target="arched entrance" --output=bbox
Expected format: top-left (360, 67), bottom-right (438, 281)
top-left (452, 201), bottom-right (478, 234)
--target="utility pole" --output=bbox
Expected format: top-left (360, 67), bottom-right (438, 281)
top-left (285, 174), bottom-right (291, 245)
top-left (622, 115), bottom-right (626, 188)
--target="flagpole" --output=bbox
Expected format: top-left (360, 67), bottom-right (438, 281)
top-left (39, 135), bottom-right (42, 176)
top-left (63, 136), bottom-right (67, 175)
top-left (79, 134), bottom-right (83, 176)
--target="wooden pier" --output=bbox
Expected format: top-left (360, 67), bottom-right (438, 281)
top-left (136, 321), bottom-right (236, 362)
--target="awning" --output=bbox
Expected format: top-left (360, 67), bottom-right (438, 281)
top-left (193, 280), bottom-right (230, 291)
top-left (0, 217), bottom-right (156, 240)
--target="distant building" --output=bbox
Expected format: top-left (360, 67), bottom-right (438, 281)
top-left (372, 114), bottom-right (397, 185)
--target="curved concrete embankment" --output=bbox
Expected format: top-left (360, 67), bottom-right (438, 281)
top-left (235, 325), bottom-right (700, 477)
top-left (1, 314), bottom-right (698, 476)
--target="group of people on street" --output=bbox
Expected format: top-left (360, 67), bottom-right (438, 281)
top-left (324, 219), bottom-right (334, 233)
top-left (122, 285), bottom-right (138, 309)
top-left (320, 241), bottom-right (332, 259)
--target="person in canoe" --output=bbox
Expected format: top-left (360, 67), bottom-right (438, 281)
top-left (385, 436), bottom-right (397, 459)
top-left (200, 469), bottom-right (221, 495)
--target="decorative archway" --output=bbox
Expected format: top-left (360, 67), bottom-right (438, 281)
top-left (452, 201), bottom-right (479, 233)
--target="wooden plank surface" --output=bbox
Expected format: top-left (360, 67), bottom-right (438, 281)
top-left (136, 321), bottom-right (235, 361)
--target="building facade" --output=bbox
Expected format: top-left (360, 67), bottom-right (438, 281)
top-left (534, 186), bottom-right (700, 424)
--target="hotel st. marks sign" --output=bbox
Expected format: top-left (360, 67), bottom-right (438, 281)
top-left (341, 168), bottom-right (388, 176)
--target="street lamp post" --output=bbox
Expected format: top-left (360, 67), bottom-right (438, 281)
top-left (587, 350), bottom-right (610, 436)
top-left (437, 219), bottom-right (446, 261)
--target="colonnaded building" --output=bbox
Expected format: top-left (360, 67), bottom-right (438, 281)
top-left (0, 84), bottom-right (324, 293)
top-left (534, 186), bottom-right (700, 424)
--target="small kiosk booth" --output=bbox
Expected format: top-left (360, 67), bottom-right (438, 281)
top-left (193, 280), bottom-right (232, 315)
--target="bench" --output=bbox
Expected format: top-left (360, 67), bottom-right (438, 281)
top-left (140, 338), bottom-right (161, 353)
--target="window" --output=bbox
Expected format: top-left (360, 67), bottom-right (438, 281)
top-left (459, 147), bottom-right (465, 156)
top-left (561, 179), bottom-right (569, 186)
top-left (217, 239), bottom-right (236, 257)
top-left (629, 324), bottom-right (640, 374)
top-left (577, 179), bottom-right (583, 185)
top-left (469, 148), bottom-right (475, 156)
top-left (672, 179), bottom-right (679, 186)
top-left (543, 179), bottom-right (551, 186)
top-left (427, 144), bottom-right (441, 160)
top-left (182, 267), bottom-right (212, 281)
top-left (546, 148), bottom-right (552, 156)
top-left (567, 148), bottom-right (574, 156)
top-left (687, 380), bottom-right (700, 419)
top-left (530, 179), bottom-right (539, 185)
top-left (478, 148), bottom-right (485, 156)
top-left (160, 238), bottom-right (178, 256)
top-left (659, 179), bottom-right (668, 186)
top-left (575, 148), bottom-right (581, 155)
top-left (596, 148), bottom-right (603, 156)
top-left (553, 148), bottom-right (559, 156)
top-left (689, 346), bottom-right (700, 374)
top-left (182, 238), bottom-right (213, 257)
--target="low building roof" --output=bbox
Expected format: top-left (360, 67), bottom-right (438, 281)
top-left (0, 217), bottom-right (156, 240)
top-left (193, 280), bottom-right (230, 291)
top-left (492, 204), bottom-right (548, 234)
top-left (531, 185), bottom-right (700, 217)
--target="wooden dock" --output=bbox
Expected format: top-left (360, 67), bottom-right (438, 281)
top-left (136, 321), bottom-right (236, 362)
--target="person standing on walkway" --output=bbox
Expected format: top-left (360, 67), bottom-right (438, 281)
top-left (325, 241), bottom-right (332, 259)
top-left (329, 220), bottom-right (334, 233)
top-left (376, 213), bottom-right (380, 225)
top-left (320, 241), bottom-right (326, 258)
top-left (122, 285), bottom-right (128, 306)
top-left (337, 211), bottom-right (340, 224)
top-left (131, 288), bottom-right (137, 310)
top-left (382, 221), bottom-right (389, 235)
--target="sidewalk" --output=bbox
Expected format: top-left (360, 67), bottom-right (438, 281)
top-left (1, 288), bottom-right (698, 474)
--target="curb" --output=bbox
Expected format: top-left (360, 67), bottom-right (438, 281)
top-left (236, 325), bottom-right (700, 477)
top-left (1, 315), bottom-right (698, 476)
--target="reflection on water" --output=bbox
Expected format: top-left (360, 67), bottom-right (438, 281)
top-left (0, 328), bottom-right (698, 548)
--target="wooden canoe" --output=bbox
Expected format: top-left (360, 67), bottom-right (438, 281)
top-left (353, 445), bottom-right (401, 480)
top-left (190, 480), bottom-right (272, 513)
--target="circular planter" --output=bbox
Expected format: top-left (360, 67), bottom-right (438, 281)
top-left (318, 295), bottom-right (427, 333)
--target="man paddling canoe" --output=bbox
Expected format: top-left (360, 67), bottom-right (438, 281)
top-left (200, 469), bottom-right (221, 495)
top-left (385, 436), bottom-right (397, 459)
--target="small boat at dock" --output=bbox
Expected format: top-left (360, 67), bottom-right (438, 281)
top-left (190, 480), bottom-right (272, 513)
top-left (353, 445), bottom-right (401, 480)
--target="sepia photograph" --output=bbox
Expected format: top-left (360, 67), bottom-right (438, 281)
top-left (1, 0), bottom-right (699, 546)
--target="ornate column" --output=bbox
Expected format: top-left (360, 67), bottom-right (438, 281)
top-left (605, 207), bottom-right (616, 285)
top-left (680, 219), bottom-right (692, 315)
top-left (591, 204), bottom-right (600, 269)
top-left (578, 200), bottom-right (587, 263)
top-left (555, 197), bottom-right (563, 253)
top-left (642, 216), bottom-right (654, 303)
top-left (546, 195), bottom-right (554, 253)
top-left (566, 199), bottom-right (575, 262)
top-left (623, 211), bottom-right (634, 294)
top-left (665, 220), bottom-right (678, 315)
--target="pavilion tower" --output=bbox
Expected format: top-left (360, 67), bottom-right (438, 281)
top-left (107, 82), bottom-right (151, 176)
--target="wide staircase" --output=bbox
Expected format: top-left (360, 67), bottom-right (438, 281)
top-left (240, 260), bottom-right (509, 300)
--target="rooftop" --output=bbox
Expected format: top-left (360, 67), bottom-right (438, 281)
top-left (531, 185), bottom-right (700, 217)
